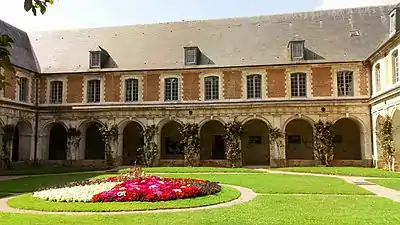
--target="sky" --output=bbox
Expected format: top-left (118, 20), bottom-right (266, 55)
top-left (0, 0), bottom-right (399, 32)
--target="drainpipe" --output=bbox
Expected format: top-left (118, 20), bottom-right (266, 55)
top-left (33, 76), bottom-right (39, 164)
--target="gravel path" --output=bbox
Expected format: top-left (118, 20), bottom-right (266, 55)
top-left (0, 184), bottom-right (257, 215)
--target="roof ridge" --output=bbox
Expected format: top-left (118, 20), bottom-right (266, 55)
top-left (29, 4), bottom-right (395, 34)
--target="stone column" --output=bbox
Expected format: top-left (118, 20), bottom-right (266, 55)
top-left (269, 116), bottom-right (286, 168)
top-left (115, 133), bottom-right (123, 166)
top-left (37, 134), bottom-right (50, 161)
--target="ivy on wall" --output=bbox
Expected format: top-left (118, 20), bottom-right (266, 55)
top-left (223, 121), bottom-right (243, 168)
top-left (179, 123), bottom-right (200, 166)
top-left (313, 120), bottom-right (335, 166)
top-left (0, 124), bottom-right (15, 169)
top-left (98, 123), bottom-right (119, 167)
top-left (376, 115), bottom-right (396, 172)
top-left (66, 126), bottom-right (81, 165)
top-left (137, 125), bottom-right (158, 167)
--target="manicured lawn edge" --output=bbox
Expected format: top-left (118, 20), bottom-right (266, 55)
top-left (0, 167), bottom-right (111, 176)
top-left (118, 167), bottom-right (264, 174)
top-left (365, 179), bottom-right (400, 191)
top-left (7, 186), bottom-right (240, 212)
top-left (273, 167), bottom-right (400, 178)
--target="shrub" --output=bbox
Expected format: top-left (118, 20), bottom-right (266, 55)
top-left (223, 121), bottom-right (243, 168)
top-left (376, 115), bottom-right (396, 171)
top-left (180, 123), bottom-right (200, 166)
top-left (137, 125), bottom-right (158, 167)
top-left (313, 120), bottom-right (335, 166)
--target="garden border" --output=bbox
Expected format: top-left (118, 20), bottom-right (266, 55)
top-left (0, 184), bottom-right (256, 215)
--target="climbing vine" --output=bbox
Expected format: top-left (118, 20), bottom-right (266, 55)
top-left (268, 126), bottom-right (284, 159)
top-left (376, 115), bottom-right (396, 172)
top-left (223, 121), bottom-right (243, 168)
top-left (98, 123), bottom-right (119, 167)
top-left (137, 125), bottom-right (158, 167)
top-left (66, 126), bottom-right (81, 164)
top-left (0, 124), bottom-right (15, 169)
top-left (313, 120), bottom-right (335, 166)
top-left (179, 123), bottom-right (200, 166)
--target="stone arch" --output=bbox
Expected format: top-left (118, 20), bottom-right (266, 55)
top-left (242, 119), bottom-right (270, 165)
top-left (198, 117), bottom-right (226, 130)
top-left (283, 115), bottom-right (315, 131)
top-left (122, 121), bottom-right (144, 165)
top-left (285, 118), bottom-right (314, 160)
top-left (46, 122), bottom-right (67, 160)
top-left (118, 119), bottom-right (145, 134)
top-left (157, 117), bottom-right (184, 130)
top-left (241, 116), bottom-right (272, 128)
top-left (333, 118), bottom-right (362, 160)
top-left (12, 120), bottom-right (33, 161)
top-left (84, 121), bottom-right (105, 160)
top-left (200, 120), bottom-right (225, 160)
top-left (160, 120), bottom-right (184, 160)
top-left (40, 120), bottom-right (68, 135)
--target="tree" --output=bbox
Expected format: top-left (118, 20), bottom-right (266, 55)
top-left (376, 115), bottom-right (396, 172)
top-left (0, 0), bottom-right (54, 89)
top-left (313, 120), bottom-right (335, 166)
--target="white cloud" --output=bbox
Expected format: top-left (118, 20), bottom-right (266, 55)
top-left (317, 0), bottom-right (399, 10)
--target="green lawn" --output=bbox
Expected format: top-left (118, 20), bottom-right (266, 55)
top-left (1, 195), bottom-right (399, 225)
top-left (0, 173), bottom-right (102, 193)
top-left (275, 167), bottom-right (400, 178)
top-left (0, 166), bottom-right (110, 176)
top-left (118, 167), bottom-right (264, 174)
top-left (8, 186), bottom-right (239, 212)
top-left (94, 173), bottom-right (371, 195)
top-left (366, 179), bottom-right (400, 190)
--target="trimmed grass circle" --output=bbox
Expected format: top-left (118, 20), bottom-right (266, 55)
top-left (7, 186), bottom-right (240, 212)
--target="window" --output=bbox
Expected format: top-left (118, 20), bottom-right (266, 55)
top-left (288, 135), bottom-right (301, 144)
top-left (290, 73), bottom-right (307, 97)
top-left (247, 74), bottom-right (262, 99)
top-left (184, 47), bottom-right (199, 65)
top-left (290, 41), bottom-right (304, 60)
top-left (18, 77), bottom-right (28, 102)
top-left (164, 78), bottom-right (179, 101)
top-left (50, 81), bottom-right (63, 104)
top-left (390, 12), bottom-right (396, 34)
top-left (375, 64), bottom-right (381, 92)
top-left (393, 51), bottom-right (399, 84)
top-left (337, 71), bottom-right (354, 96)
top-left (204, 76), bottom-right (219, 100)
top-left (87, 79), bottom-right (101, 103)
top-left (90, 51), bottom-right (101, 68)
top-left (125, 79), bottom-right (139, 102)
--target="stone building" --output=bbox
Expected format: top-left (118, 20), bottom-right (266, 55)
top-left (0, 5), bottom-right (398, 168)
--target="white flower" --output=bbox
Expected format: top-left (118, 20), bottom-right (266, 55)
top-left (33, 182), bottom-right (119, 202)
top-left (173, 189), bottom-right (182, 193)
top-left (117, 191), bottom-right (126, 197)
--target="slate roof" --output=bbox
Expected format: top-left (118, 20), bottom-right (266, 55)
top-left (3, 5), bottom-right (397, 74)
top-left (0, 20), bottom-right (39, 72)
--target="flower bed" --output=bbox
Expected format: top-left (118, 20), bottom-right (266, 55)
top-left (33, 175), bottom-right (221, 203)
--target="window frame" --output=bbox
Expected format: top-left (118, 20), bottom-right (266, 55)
top-left (246, 74), bottom-right (262, 99)
top-left (184, 47), bottom-right (199, 65)
top-left (393, 50), bottom-right (399, 84)
top-left (124, 78), bottom-right (139, 102)
top-left (336, 71), bottom-right (354, 97)
top-left (164, 77), bottom-right (180, 102)
top-left (89, 51), bottom-right (102, 69)
top-left (18, 77), bottom-right (29, 102)
top-left (204, 76), bottom-right (220, 101)
top-left (375, 63), bottom-right (381, 93)
top-left (390, 11), bottom-right (396, 34)
top-left (49, 80), bottom-right (64, 104)
top-left (86, 79), bottom-right (101, 103)
top-left (290, 41), bottom-right (305, 60)
top-left (290, 72), bottom-right (307, 98)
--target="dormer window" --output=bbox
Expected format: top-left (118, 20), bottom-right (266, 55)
top-left (184, 47), bottom-right (199, 65)
top-left (289, 40), bottom-right (305, 61)
top-left (390, 11), bottom-right (396, 34)
top-left (90, 51), bottom-right (102, 68)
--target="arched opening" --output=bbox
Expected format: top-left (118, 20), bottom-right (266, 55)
top-left (48, 123), bottom-right (67, 160)
top-left (200, 120), bottom-right (225, 160)
top-left (85, 122), bottom-right (105, 160)
top-left (333, 118), bottom-right (362, 160)
top-left (242, 119), bottom-right (270, 165)
top-left (160, 121), bottom-right (183, 160)
top-left (122, 122), bottom-right (144, 165)
top-left (11, 121), bottom-right (32, 161)
top-left (285, 119), bottom-right (314, 160)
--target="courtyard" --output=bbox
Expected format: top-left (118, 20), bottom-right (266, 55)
top-left (0, 166), bottom-right (399, 225)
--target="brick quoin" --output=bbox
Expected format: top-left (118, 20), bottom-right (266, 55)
top-left (359, 65), bottom-right (370, 96)
top-left (105, 73), bottom-right (121, 102)
top-left (67, 75), bottom-right (83, 103)
top-left (182, 72), bottom-right (200, 100)
top-left (266, 68), bottom-right (286, 98)
top-left (223, 71), bottom-right (242, 99)
top-left (143, 73), bottom-right (160, 101)
top-left (312, 67), bottom-right (332, 97)
top-left (39, 77), bottom-right (47, 104)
